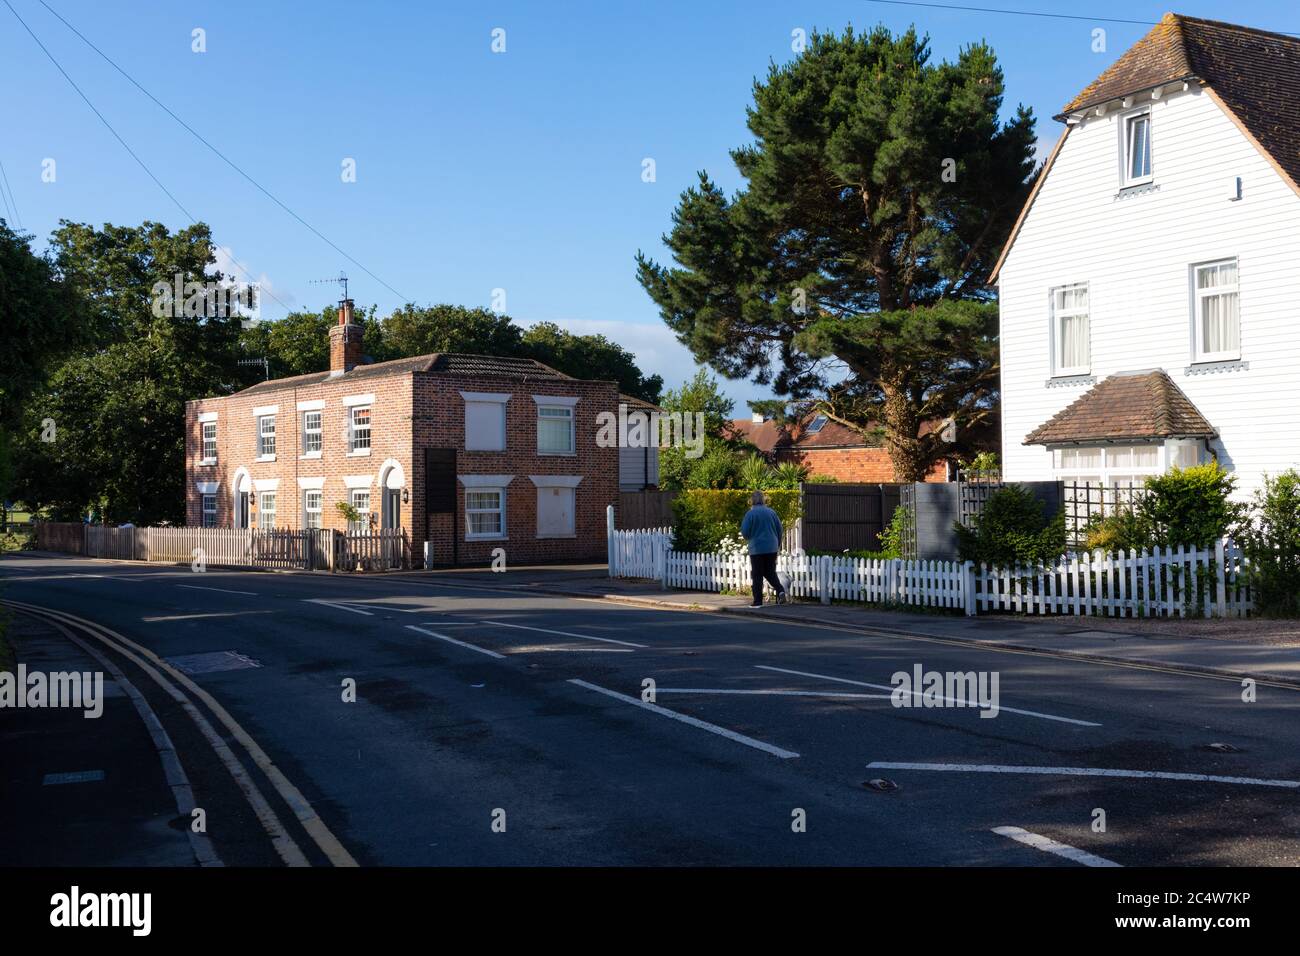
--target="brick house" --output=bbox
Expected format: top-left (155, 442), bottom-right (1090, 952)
top-left (729, 412), bottom-right (952, 482)
top-left (184, 300), bottom-right (620, 565)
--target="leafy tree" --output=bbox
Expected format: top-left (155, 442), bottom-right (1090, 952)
top-left (380, 304), bottom-right (522, 360)
top-left (239, 305), bottom-right (382, 384)
top-left (520, 321), bottom-right (662, 404)
top-left (637, 25), bottom-right (1036, 480)
top-left (655, 369), bottom-right (750, 490)
top-left (1239, 471), bottom-right (1300, 618)
top-left (12, 221), bottom-right (241, 524)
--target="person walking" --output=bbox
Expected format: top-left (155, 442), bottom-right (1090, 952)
top-left (740, 490), bottom-right (787, 608)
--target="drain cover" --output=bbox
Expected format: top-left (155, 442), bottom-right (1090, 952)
top-left (1205, 742), bottom-right (1241, 753)
top-left (864, 777), bottom-right (899, 793)
top-left (165, 651), bottom-right (261, 675)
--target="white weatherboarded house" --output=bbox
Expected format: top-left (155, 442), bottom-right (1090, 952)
top-left (992, 13), bottom-right (1300, 499)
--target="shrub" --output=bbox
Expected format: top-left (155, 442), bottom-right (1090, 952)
top-left (737, 454), bottom-right (772, 490)
top-left (1238, 470), bottom-right (1300, 617)
top-left (1082, 506), bottom-right (1152, 552)
top-left (772, 461), bottom-right (809, 489)
top-left (669, 489), bottom-right (801, 553)
top-left (955, 484), bottom-right (1065, 567)
top-left (1141, 462), bottom-right (1242, 549)
top-left (877, 505), bottom-right (912, 559)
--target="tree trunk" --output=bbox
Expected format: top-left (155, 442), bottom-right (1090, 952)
top-left (881, 380), bottom-right (928, 483)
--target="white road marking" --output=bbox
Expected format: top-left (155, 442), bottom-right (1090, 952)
top-left (657, 688), bottom-right (890, 699)
top-left (867, 761), bottom-right (1300, 789)
top-left (568, 678), bottom-right (799, 759)
top-left (480, 620), bottom-right (646, 649)
top-left (304, 600), bottom-right (373, 616)
top-left (406, 625), bottom-right (505, 659)
top-left (176, 584), bottom-right (258, 596)
top-left (143, 611), bottom-right (276, 623)
top-left (756, 664), bottom-right (1101, 727)
top-left (991, 826), bottom-right (1122, 867)
top-left (42, 770), bottom-right (106, 785)
top-left (506, 645), bottom-right (634, 654)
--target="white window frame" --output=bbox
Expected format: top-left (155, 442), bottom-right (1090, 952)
top-left (302, 410), bottom-right (322, 456)
top-left (532, 395), bottom-right (579, 456)
top-left (303, 490), bottom-right (323, 529)
top-left (201, 421), bottom-right (218, 463)
top-left (465, 488), bottom-right (507, 540)
top-left (1050, 282), bottom-right (1091, 377)
top-left (348, 405), bottom-right (372, 455)
top-left (1121, 108), bottom-right (1153, 187)
top-left (1192, 258), bottom-right (1241, 364)
top-left (201, 494), bottom-right (217, 527)
top-left (259, 491), bottom-right (277, 530)
top-left (348, 489), bottom-right (371, 534)
top-left (257, 414), bottom-right (276, 460)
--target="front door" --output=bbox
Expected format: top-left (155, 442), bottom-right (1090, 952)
top-left (383, 488), bottom-right (401, 530)
top-left (237, 492), bottom-right (250, 529)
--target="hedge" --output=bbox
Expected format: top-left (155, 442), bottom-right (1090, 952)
top-left (670, 489), bottom-right (802, 553)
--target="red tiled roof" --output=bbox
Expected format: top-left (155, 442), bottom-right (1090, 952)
top-left (1024, 370), bottom-right (1216, 445)
top-left (729, 415), bottom-right (882, 453)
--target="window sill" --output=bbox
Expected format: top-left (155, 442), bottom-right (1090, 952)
top-left (537, 451), bottom-right (577, 457)
top-left (347, 449), bottom-right (372, 457)
top-left (199, 458), bottom-right (217, 467)
top-left (465, 534), bottom-right (507, 542)
top-left (256, 455), bottom-right (277, 463)
top-left (1046, 374), bottom-right (1095, 388)
top-left (1114, 181), bottom-right (1158, 199)
top-left (536, 533), bottom-right (577, 540)
top-left (1186, 358), bottom-right (1247, 375)
top-left (301, 451), bottom-right (322, 460)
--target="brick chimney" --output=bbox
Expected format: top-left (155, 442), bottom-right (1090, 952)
top-left (328, 299), bottom-right (362, 374)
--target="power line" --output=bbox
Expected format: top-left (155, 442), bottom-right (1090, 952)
top-left (0, 154), bottom-right (18, 227)
top-left (861, 0), bottom-right (1300, 36)
top-left (36, 0), bottom-right (409, 303)
top-left (3, 0), bottom-right (293, 314)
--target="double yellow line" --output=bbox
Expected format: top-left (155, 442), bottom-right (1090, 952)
top-left (2, 599), bottom-right (357, 867)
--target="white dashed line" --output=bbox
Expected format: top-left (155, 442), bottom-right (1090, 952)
top-left (867, 761), bottom-right (1300, 789)
top-left (756, 664), bottom-right (1101, 727)
top-left (991, 826), bottom-right (1122, 867)
top-left (656, 688), bottom-right (889, 699)
top-left (568, 679), bottom-right (799, 759)
top-left (304, 600), bottom-right (374, 616)
top-left (176, 584), bottom-right (258, 596)
top-left (480, 620), bottom-right (646, 649)
top-left (405, 625), bottom-right (505, 659)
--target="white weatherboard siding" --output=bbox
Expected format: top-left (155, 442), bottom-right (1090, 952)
top-left (998, 86), bottom-right (1300, 499)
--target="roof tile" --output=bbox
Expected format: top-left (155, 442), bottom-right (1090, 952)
top-left (1024, 370), bottom-right (1216, 445)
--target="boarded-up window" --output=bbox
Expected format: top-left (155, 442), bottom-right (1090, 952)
top-left (464, 401), bottom-right (506, 451)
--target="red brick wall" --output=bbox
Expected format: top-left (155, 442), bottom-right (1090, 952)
top-left (410, 375), bottom-right (619, 566)
top-left (185, 370), bottom-right (619, 565)
top-left (775, 447), bottom-right (949, 483)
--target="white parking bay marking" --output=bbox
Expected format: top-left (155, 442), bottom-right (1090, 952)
top-left (867, 762), bottom-right (1300, 789)
top-left (991, 826), bottom-right (1121, 868)
top-left (480, 620), bottom-right (646, 649)
top-left (756, 664), bottom-right (1101, 727)
top-left (176, 584), bottom-right (258, 596)
top-left (506, 645), bottom-right (634, 654)
top-left (406, 625), bottom-right (505, 659)
top-left (304, 600), bottom-right (374, 616)
top-left (568, 679), bottom-right (799, 759)
top-left (657, 688), bottom-right (890, 699)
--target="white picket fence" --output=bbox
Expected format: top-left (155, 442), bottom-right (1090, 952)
top-left (606, 510), bottom-right (1252, 618)
top-left (973, 540), bottom-right (1251, 618)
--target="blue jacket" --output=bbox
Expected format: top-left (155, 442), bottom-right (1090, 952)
top-left (740, 505), bottom-right (783, 555)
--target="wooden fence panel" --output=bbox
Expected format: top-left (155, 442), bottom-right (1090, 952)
top-left (617, 491), bottom-right (677, 530)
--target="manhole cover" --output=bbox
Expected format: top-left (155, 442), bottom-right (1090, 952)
top-left (165, 651), bottom-right (262, 675)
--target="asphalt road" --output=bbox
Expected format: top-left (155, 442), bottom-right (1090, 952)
top-left (4, 552), bottom-right (1300, 867)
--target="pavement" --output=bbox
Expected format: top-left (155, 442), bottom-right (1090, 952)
top-left (4, 551), bottom-right (1300, 867)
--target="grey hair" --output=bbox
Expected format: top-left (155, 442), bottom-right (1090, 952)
top-left (751, 490), bottom-right (765, 506)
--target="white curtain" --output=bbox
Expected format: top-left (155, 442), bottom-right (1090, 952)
top-left (1199, 261), bottom-right (1239, 354)
top-left (1059, 313), bottom-right (1089, 369)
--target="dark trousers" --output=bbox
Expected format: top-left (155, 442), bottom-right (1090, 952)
top-left (750, 552), bottom-right (784, 605)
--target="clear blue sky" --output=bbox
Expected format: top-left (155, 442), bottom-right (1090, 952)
top-left (3, 1), bottom-right (1294, 411)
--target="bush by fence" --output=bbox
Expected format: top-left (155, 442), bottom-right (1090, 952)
top-left (669, 489), bottom-right (801, 553)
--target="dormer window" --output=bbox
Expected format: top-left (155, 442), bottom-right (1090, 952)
top-left (1122, 109), bottom-right (1153, 186)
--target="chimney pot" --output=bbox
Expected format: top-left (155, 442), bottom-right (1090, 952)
top-left (329, 298), bottom-right (362, 373)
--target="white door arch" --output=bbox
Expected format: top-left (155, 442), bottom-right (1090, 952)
top-left (232, 468), bottom-right (252, 529)
top-left (378, 459), bottom-right (406, 530)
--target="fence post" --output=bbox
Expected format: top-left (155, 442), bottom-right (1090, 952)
top-left (962, 561), bottom-right (976, 616)
top-left (657, 535), bottom-right (668, 590)
top-left (606, 505), bottom-right (616, 577)
top-left (1214, 538), bottom-right (1227, 619)
top-left (819, 555), bottom-right (831, 605)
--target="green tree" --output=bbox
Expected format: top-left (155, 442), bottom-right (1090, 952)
top-left (379, 304), bottom-right (522, 359)
top-left (239, 305), bottom-right (383, 383)
top-left (520, 321), bottom-right (662, 404)
top-left (637, 25), bottom-right (1035, 481)
top-left (12, 221), bottom-right (241, 524)
top-left (655, 369), bottom-right (749, 490)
